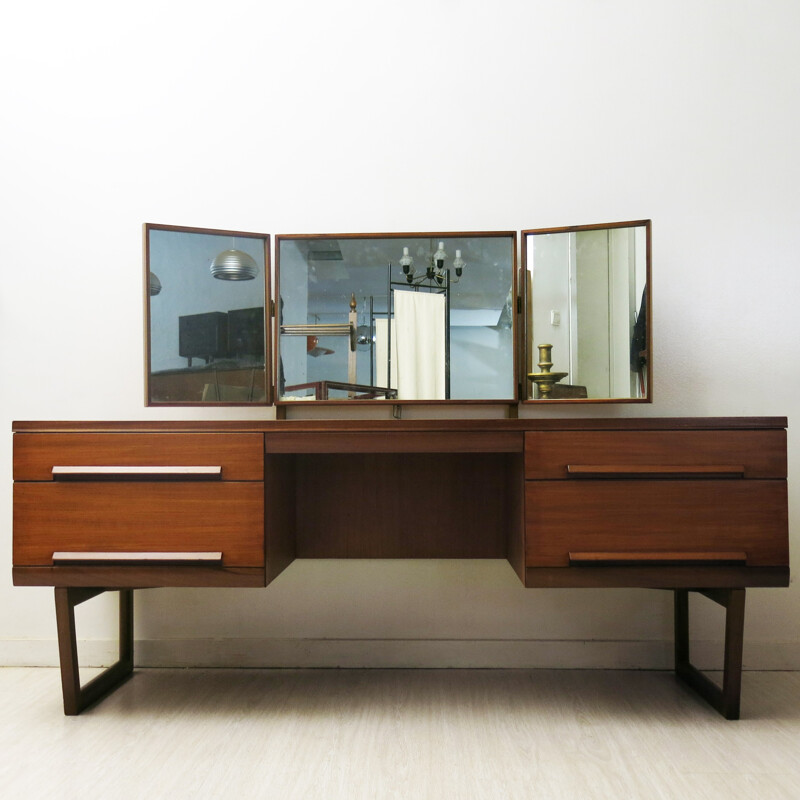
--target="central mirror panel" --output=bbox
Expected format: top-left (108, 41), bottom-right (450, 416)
top-left (523, 220), bottom-right (651, 402)
top-left (276, 233), bottom-right (517, 402)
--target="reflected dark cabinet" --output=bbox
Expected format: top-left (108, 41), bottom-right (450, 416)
top-left (178, 312), bottom-right (228, 366)
top-left (177, 309), bottom-right (265, 366)
top-left (228, 307), bottom-right (265, 360)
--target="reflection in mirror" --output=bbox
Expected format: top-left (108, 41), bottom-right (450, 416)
top-left (276, 233), bottom-right (516, 402)
top-left (145, 224), bottom-right (269, 405)
top-left (524, 220), bottom-right (650, 402)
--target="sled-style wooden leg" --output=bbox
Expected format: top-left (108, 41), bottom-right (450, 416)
top-left (54, 587), bottom-right (134, 715)
top-left (674, 588), bottom-right (745, 720)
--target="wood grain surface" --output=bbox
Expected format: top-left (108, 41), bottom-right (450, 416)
top-left (14, 433), bottom-right (264, 481)
top-left (525, 429), bottom-right (786, 479)
top-left (525, 480), bottom-right (789, 567)
top-left (295, 453), bottom-right (517, 558)
top-left (13, 482), bottom-right (264, 567)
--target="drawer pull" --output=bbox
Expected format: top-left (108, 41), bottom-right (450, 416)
top-left (52, 466), bottom-right (223, 481)
top-left (52, 551), bottom-right (223, 565)
top-left (569, 551), bottom-right (748, 566)
top-left (566, 464), bottom-right (745, 479)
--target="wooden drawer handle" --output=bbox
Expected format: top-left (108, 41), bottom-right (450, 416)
top-left (52, 466), bottom-right (223, 481)
top-left (569, 551), bottom-right (748, 566)
top-left (565, 464), bottom-right (745, 479)
top-left (52, 551), bottom-right (223, 566)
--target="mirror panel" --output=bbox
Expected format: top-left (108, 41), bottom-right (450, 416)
top-left (523, 220), bottom-right (650, 402)
top-left (145, 223), bottom-right (270, 405)
top-left (276, 233), bottom-right (517, 403)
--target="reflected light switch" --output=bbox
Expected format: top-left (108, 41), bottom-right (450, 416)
top-left (550, 310), bottom-right (561, 326)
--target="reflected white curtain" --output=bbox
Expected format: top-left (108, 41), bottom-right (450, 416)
top-left (376, 291), bottom-right (445, 400)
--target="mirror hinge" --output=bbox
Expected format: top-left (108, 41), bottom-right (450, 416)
top-left (269, 299), bottom-right (276, 317)
top-left (516, 295), bottom-right (522, 314)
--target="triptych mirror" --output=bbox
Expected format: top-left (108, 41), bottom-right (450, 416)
top-left (144, 220), bottom-right (650, 406)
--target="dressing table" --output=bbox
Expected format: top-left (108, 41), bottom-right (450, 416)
top-left (11, 220), bottom-right (791, 716)
top-left (12, 416), bottom-right (789, 717)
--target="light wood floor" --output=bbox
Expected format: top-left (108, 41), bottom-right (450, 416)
top-left (1, 668), bottom-right (799, 799)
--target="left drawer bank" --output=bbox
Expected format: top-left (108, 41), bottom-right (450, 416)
top-left (13, 432), bottom-right (267, 587)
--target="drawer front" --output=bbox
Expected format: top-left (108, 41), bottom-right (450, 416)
top-left (525, 430), bottom-right (786, 480)
top-left (13, 433), bottom-right (264, 482)
top-left (525, 480), bottom-right (788, 567)
top-left (13, 482), bottom-right (264, 567)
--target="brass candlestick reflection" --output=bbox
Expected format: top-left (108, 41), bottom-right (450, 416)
top-left (528, 344), bottom-right (568, 400)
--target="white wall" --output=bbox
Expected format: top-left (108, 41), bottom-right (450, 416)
top-left (2, 0), bottom-right (800, 671)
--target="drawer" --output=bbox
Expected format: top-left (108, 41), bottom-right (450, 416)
top-left (13, 433), bottom-right (264, 482)
top-left (525, 480), bottom-right (788, 567)
top-left (525, 430), bottom-right (786, 480)
top-left (13, 482), bottom-right (264, 567)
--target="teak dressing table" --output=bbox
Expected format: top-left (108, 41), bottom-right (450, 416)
top-left (12, 416), bottom-right (789, 718)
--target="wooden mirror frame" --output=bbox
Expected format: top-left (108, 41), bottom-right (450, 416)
top-left (520, 220), bottom-right (652, 404)
top-left (140, 221), bottom-right (653, 408)
top-left (274, 231), bottom-right (519, 406)
top-left (143, 222), bottom-right (272, 406)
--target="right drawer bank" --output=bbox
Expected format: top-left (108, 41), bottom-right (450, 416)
top-left (524, 428), bottom-right (789, 569)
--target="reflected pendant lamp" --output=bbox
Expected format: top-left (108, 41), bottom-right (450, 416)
top-left (210, 249), bottom-right (259, 281)
top-left (149, 272), bottom-right (162, 296)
